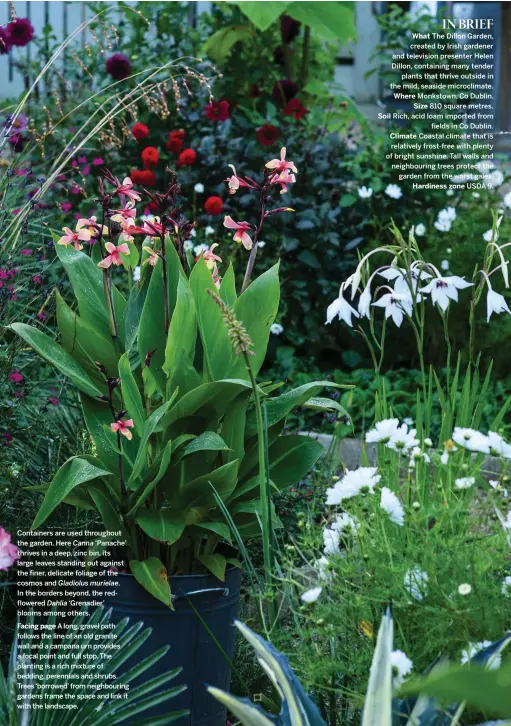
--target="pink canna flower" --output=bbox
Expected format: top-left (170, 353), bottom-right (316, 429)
top-left (270, 168), bottom-right (296, 194)
top-left (58, 223), bottom-right (91, 251)
top-left (114, 177), bottom-right (141, 203)
top-left (225, 165), bottom-right (253, 195)
top-left (142, 246), bottom-right (160, 267)
top-left (198, 244), bottom-right (222, 288)
top-left (8, 370), bottom-right (23, 383)
top-left (98, 242), bottom-right (130, 269)
top-left (77, 215), bottom-right (107, 241)
top-left (265, 146), bottom-right (298, 175)
top-left (111, 205), bottom-right (136, 242)
top-left (0, 527), bottom-right (19, 571)
top-left (223, 216), bottom-right (253, 250)
top-left (110, 418), bottom-right (134, 440)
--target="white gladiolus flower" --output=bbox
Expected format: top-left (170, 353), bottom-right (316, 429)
top-left (452, 427), bottom-right (490, 454)
top-left (184, 240), bottom-right (194, 252)
top-left (455, 477), bottom-right (475, 489)
top-left (205, 226), bottom-right (215, 236)
top-left (325, 467), bottom-right (381, 505)
top-left (372, 292), bottom-right (413, 327)
top-left (419, 275), bottom-right (473, 313)
top-left (301, 587), bottom-right (322, 604)
top-left (358, 282), bottom-right (373, 318)
top-left (387, 424), bottom-right (419, 454)
top-left (358, 186), bottom-right (373, 199)
top-left (132, 265), bottom-right (141, 282)
top-left (486, 288), bottom-right (511, 323)
top-left (504, 191), bottom-right (511, 208)
top-left (191, 228), bottom-right (197, 237)
top-left (458, 583), bottom-right (472, 596)
top-left (487, 431), bottom-right (511, 459)
top-left (385, 183), bottom-right (402, 200)
top-left (270, 323), bottom-right (284, 335)
top-left (404, 567), bottom-right (429, 601)
top-left (326, 290), bottom-right (360, 328)
top-left (366, 419), bottom-right (400, 444)
top-left (461, 641), bottom-right (501, 670)
top-left (415, 223), bottom-right (426, 236)
top-left (194, 183), bottom-right (205, 193)
top-left (391, 650), bottom-right (413, 688)
top-left (193, 243), bottom-right (209, 257)
top-left (483, 229), bottom-right (499, 242)
top-left (441, 259), bottom-right (449, 271)
top-left (380, 487), bottom-right (404, 525)
top-left (501, 575), bottom-right (511, 596)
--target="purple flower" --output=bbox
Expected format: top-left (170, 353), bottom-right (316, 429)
top-left (106, 53), bottom-right (131, 80)
top-left (78, 155), bottom-right (87, 164)
top-left (20, 248), bottom-right (31, 256)
top-left (6, 18), bottom-right (34, 47)
top-left (82, 165), bottom-right (90, 176)
top-left (61, 201), bottom-right (72, 213)
top-left (92, 157), bottom-right (105, 166)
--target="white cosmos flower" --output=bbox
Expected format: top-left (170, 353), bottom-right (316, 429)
top-left (483, 169), bottom-right (504, 189)
top-left (325, 467), bottom-right (381, 505)
top-left (358, 186), bottom-right (373, 199)
top-left (391, 650), bottom-right (413, 688)
top-left (385, 183), bottom-right (402, 200)
top-left (409, 446), bottom-right (430, 467)
top-left (419, 275), bottom-right (472, 313)
top-left (301, 587), bottom-right (322, 604)
top-left (194, 183), bottom-right (205, 193)
top-left (452, 427), bottom-right (490, 454)
top-left (458, 583), bottom-right (472, 595)
top-left (438, 207), bottom-right (456, 222)
top-left (489, 479), bottom-right (508, 497)
top-left (193, 243), bottom-right (209, 257)
top-left (132, 265), bottom-right (141, 282)
top-left (504, 191), bottom-right (511, 209)
top-left (270, 323), bottom-right (284, 335)
top-left (404, 417), bottom-right (413, 426)
top-left (446, 189), bottom-right (454, 196)
top-left (366, 418), bottom-right (400, 444)
top-left (315, 556), bottom-right (333, 583)
top-left (488, 431), bottom-right (511, 459)
top-left (372, 292), bottom-right (413, 327)
top-left (441, 442), bottom-right (457, 464)
top-left (461, 641), bottom-right (501, 670)
top-left (404, 567), bottom-right (429, 601)
top-left (415, 223), bottom-right (426, 236)
top-left (386, 424), bottom-right (419, 454)
top-left (323, 514), bottom-right (360, 553)
top-left (486, 288), bottom-right (511, 323)
top-left (483, 229), bottom-right (499, 243)
top-left (472, 192), bottom-right (480, 198)
top-left (441, 259), bottom-right (449, 271)
top-left (380, 487), bottom-right (404, 525)
top-left (205, 225), bottom-right (215, 236)
top-left (501, 575), bottom-right (511, 596)
top-left (326, 289), bottom-right (360, 328)
top-left (455, 477), bottom-right (475, 489)
top-left (434, 218), bottom-right (452, 232)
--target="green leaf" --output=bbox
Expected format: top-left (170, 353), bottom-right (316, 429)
top-left (194, 522), bottom-right (232, 542)
top-left (287, 2), bottom-right (356, 42)
top-left (81, 393), bottom-right (126, 474)
top-left (88, 483), bottom-right (129, 541)
top-left (362, 608), bottom-right (393, 726)
top-left (32, 457), bottom-right (112, 528)
top-left (175, 459), bottom-right (239, 509)
top-left (232, 1), bottom-right (290, 30)
top-left (219, 263), bottom-right (237, 306)
top-left (120, 240), bottom-right (140, 271)
top-left (267, 435), bottom-right (324, 490)
top-left (189, 256), bottom-right (235, 381)
top-left (202, 23), bottom-right (253, 64)
top-left (119, 352), bottom-right (145, 436)
top-left (130, 557), bottom-right (172, 607)
top-left (229, 263), bottom-right (280, 379)
top-left (175, 432), bottom-right (231, 462)
top-left (127, 439), bottom-right (173, 517)
top-left (10, 323), bottom-right (105, 400)
top-left (127, 398), bottom-right (175, 488)
top-left (124, 277), bottom-right (149, 352)
top-left (135, 510), bottom-right (186, 545)
top-left (163, 276), bottom-right (201, 398)
top-left (197, 553), bottom-right (227, 581)
top-left (138, 257), bottom-right (167, 396)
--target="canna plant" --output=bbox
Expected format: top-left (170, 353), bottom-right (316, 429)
top-left (9, 155), bottom-right (343, 604)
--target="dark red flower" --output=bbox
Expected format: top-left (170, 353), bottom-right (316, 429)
top-left (280, 15), bottom-right (301, 43)
top-left (6, 18), bottom-right (34, 47)
top-left (130, 169), bottom-right (156, 187)
top-left (271, 79), bottom-right (298, 107)
top-left (141, 146), bottom-right (159, 169)
top-left (256, 124), bottom-right (279, 147)
top-left (49, 396), bottom-right (59, 406)
top-left (3, 432), bottom-right (13, 445)
top-left (283, 98), bottom-right (307, 120)
top-left (132, 122), bottom-right (149, 141)
top-left (204, 100), bottom-right (230, 122)
top-left (167, 129), bottom-right (185, 154)
top-left (177, 148), bottom-right (196, 166)
top-left (106, 53), bottom-right (131, 80)
top-left (204, 196), bottom-right (224, 216)
top-left (0, 26), bottom-right (12, 54)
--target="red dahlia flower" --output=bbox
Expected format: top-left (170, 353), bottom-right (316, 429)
top-left (132, 122), bottom-right (149, 140)
top-left (130, 169), bottom-right (156, 187)
top-left (141, 146), bottom-right (159, 169)
top-left (271, 79), bottom-right (298, 106)
top-left (177, 148), bottom-right (196, 166)
top-left (204, 196), bottom-right (224, 216)
top-left (106, 53), bottom-right (131, 80)
top-left (256, 124), bottom-right (279, 147)
top-left (6, 18), bottom-right (34, 47)
top-left (167, 129), bottom-right (185, 154)
top-left (283, 98), bottom-right (307, 120)
top-left (204, 100), bottom-right (230, 122)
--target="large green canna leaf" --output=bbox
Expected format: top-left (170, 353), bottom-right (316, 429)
top-left (119, 352), bottom-right (145, 436)
top-left (127, 397), bottom-right (175, 488)
top-left (202, 23), bottom-right (253, 64)
top-left (138, 257), bottom-right (167, 396)
top-left (189, 256), bottom-right (235, 381)
top-left (229, 263), bottom-right (280, 379)
top-left (230, 1), bottom-right (290, 31)
top-left (88, 482), bottom-right (129, 541)
top-left (173, 459), bottom-right (239, 509)
top-left (286, 2), bottom-right (356, 42)
top-left (267, 435), bottom-right (324, 491)
top-left (54, 240), bottom-right (126, 343)
top-left (32, 456), bottom-right (113, 528)
top-left (221, 391), bottom-right (251, 465)
top-left (163, 276), bottom-right (201, 398)
top-left (135, 510), bottom-right (186, 545)
top-left (219, 263), bottom-right (237, 306)
top-left (130, 557), bottom-right (172, 608)
top-left (127, 439), bottom-right (174, 516)
top-left (10, 323), bottom-right (106, 400)
top-left (165, 237), bottom-right (186, 320)
top-left (196, 553), bottom-right (227, 581)
top-left (81, 393), bottom-right (126, 475)
top-left (56, 290), bottom-right (119, 379)
top-left (124, 276), bottom-right (149, 352)
top-left (173, 431), bottom-right (231, 463)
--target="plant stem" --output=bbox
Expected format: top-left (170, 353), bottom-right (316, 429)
top-left (241, 188), bottom-right (266, 293)
top-left (160, 233), bottom-right (170, 333)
